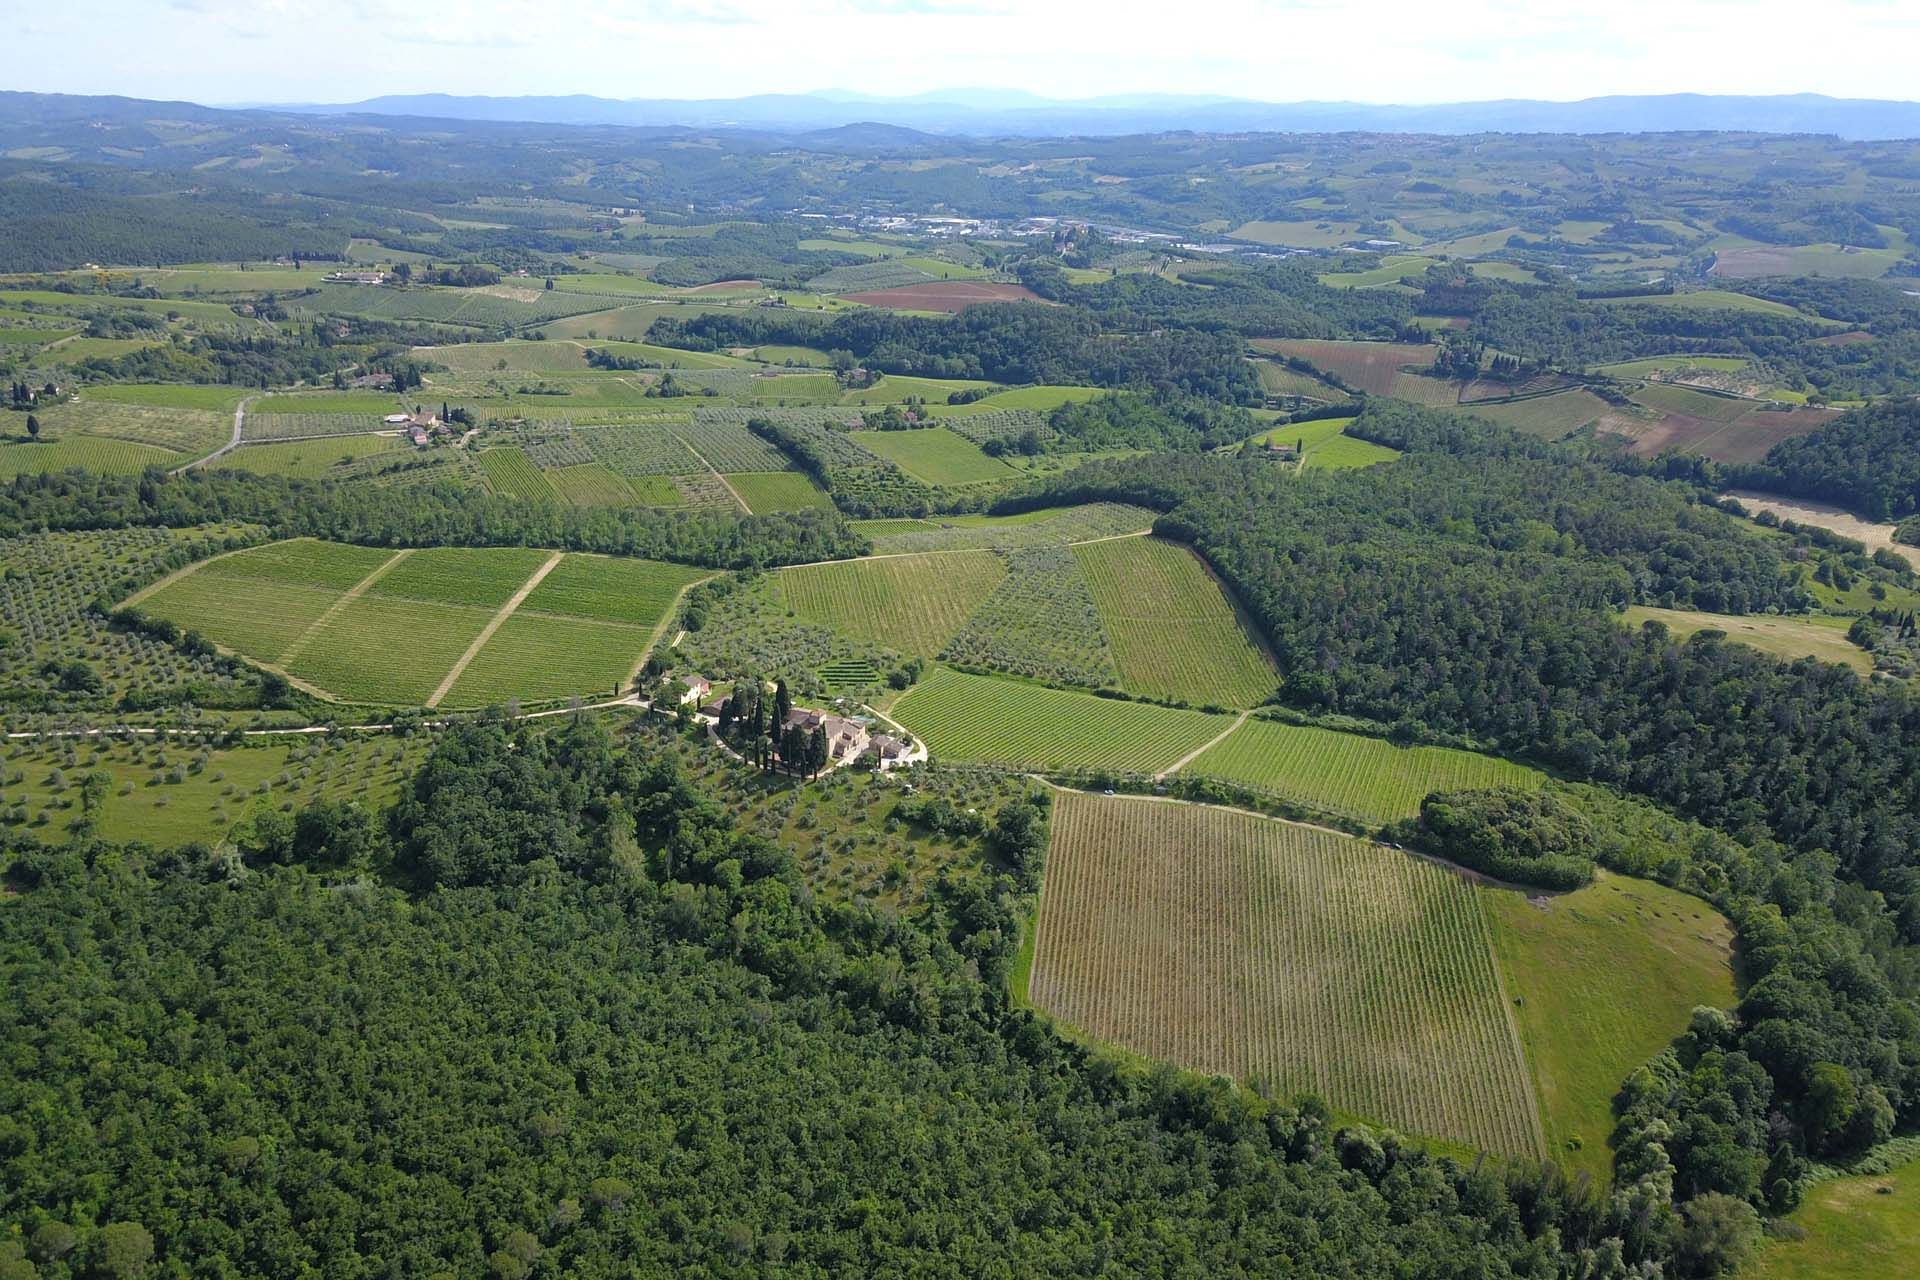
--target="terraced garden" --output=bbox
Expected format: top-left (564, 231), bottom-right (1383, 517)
top-left (1028, 792), bottom-right (1545, 1157)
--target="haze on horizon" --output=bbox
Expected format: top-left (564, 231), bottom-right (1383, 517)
top-left (10, 0), bottom-right (1920, 111)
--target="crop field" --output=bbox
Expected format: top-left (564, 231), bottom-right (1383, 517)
top-left (1317, 256), bottom-right (1438, 288)
top-left (251, 392), bottom-right (405, 416)
top-left (1597, 356), bottom-right (1750, 377)
top-left (1028, 793), bottom-right (1544, 1156)
top-left (130, 540), bottom-right (696, 706)
top-left (818, 658), bottom-right (881, 691)
top-left (1629, 382), bottom-right (1753, 422)
top-left (1486, 871), bottom-right (1735, 1179)
top-left (727, 471), bottom-right (833, 512)
top-left (1228, 220), bottom-right (1367, 250)
top-left (1073, 536), bottom-right (1278, 708)
top-left (1301, 434), bottom-right (1402, 469)
top-left (1622, 605), bottom-right (1870, 674)
top-left (1614, 402), bottom-right (1837, 463)
top-left (1596, 289), bottom-right (1807, 318)
top-left (1712, 243), bottom-right (1906, 280)
top-left (753, 344), bottom-right (833, 366)
top-left (1464, 389), bottom-right (1613, 438)
top-left (544, 463), bottom-right (633, 506)
top-left (1250, 339), bottom-right (1439, 395)
top-left (1255, 361), bottom-right (1345, 399)
top-left (441, 613), bottom-right (646, 706)
top-left (243, 413), bottom-right (388, 441)
top-left (294, 283), bottom-right (615, 329)
top-left (779, 551), bottom-right (1006, 657)
top-left (1181, 716), bottom-right (1543, 825)
top-left (939, 546), bottom-right (1120, 689)
top-left (943, 385), bottom-right (1103, 413)
top-left (224, 436), bottom-right (405, 478)
top-left (839, 375), bottom-right (997, 406)
top-left (478, 447), bottom-right (559, 502)
top-left (416, 340), bottom-right (591, 372)
top-left (295, 595), bottom-right (497, 705)
top-left (520, 554), bottom-right (706, 628)
top-left (541, 302), bottom-right (737, 342)
top-left (369, 547), bottom-right (554, 610)
top-left (842, 281), bottom-right (1043, 312)
top-left (865, 502), bottom-right (1155, 555)
top-left (86, 384), bottom-right (249, 411)
top-left (0, 436), bottom-right (181, 478)
top-left (846, 427), bottom-right (1017, 486)
top-left (889, 667), bottom-right (1230, 773)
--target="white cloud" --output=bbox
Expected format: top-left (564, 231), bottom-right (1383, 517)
top-left (16, 0), bottom-right (1920, 106)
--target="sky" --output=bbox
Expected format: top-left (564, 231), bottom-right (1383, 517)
top-left (10, 0), bottom-right (1920, 107)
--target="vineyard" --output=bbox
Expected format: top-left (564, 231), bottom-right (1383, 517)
top-left (778, 551), bottom-right (1006, 658)
top-left (726, 471), bottom-right (833, 513)
top-left (938, 545), bottom-right (1120, 689)
top-left (888, 667), bottom-right (1229, 774)
top-left (546, 463), bottom-right (636, 506)
top-left (225, 436), bottom-right (406, 479)
top-left (131, 540), bottom-right (696, 707)
top-left (1181, 716), bottom-right (1543, 825)
top-left (847, 427), bottom-right (1018, 487)
top-left (39, 394), bottom-right (232, 455)
top-left (675, 574), bottom-right (901, 701)
top-left (863, 502), bottom-right (1155, 555)
top-left (0, 436), bottom-right (182, 478)
top-left (244, 414), bottom-right (389, 442)
top-left (1028, 792), bottom-right (1545, 1157)
top-left (477, 448), bottom-right (559, 503)
top-left (1074, 536), bottom-right (1279, 709)
top-left (677, 415), bottom-right (794, 471)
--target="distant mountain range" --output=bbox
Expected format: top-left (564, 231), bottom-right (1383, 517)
top-left (261, 90), bottom-right (1920, 140)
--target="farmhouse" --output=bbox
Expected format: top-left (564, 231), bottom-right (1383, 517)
top-left (677, 674), bottom-right (711, 705)
top-left (785, 707), bottom-right (870, 762)
top-left (865, 732), bottom-right (922, 772)
top-left (324, 269), bottom-right (388, 285)
top-left (351, 372), bottom-right (395, 389)
top-left (406, 426), bottom-right (431, 446)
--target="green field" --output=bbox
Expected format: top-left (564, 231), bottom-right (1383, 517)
top-left (225, 436), bottom-right (405, 478)
top-left (727, 470), bottom-right (833, 513)
top-left (890, 667), bottom-right (1231, 774)
top-left (1317, 256), bottom-right (1438, 288)
top-left (1629, 381), bottom-right (1755, 422)
top-left (1304, 434), bottom-right (1402, 469)
top-left (1181, 716), bottom-right (1542, 825)
top-left (1622, 605), bottom-right (1870, 674)
top-left (840, 376), bottom-right (997, 406)
top-left (1598, 355), bottom-right (1749, 378)
top-left (1596, 289), bottom-right (1807, 318)
top-left (864, 502), bottom-right (1156, 555)
top-left (1751, 1155), bottom-right (1920, 1280)
top-left (546, 463), bottom-right (636, 506)
top-left (1029, 792), bottom-right (1544, 1156)
top-left (943, 385), bottom-right (1103, 413)
top-left (85, 383), bottom-right (249, 411)
top-left (520, 554), bottom-right (706, 628)
top-left (130, 540), bottom-right (698, 707)
top-left (846, 427), bottom-right (1017, 486)
top-left (0, 436), bottom-right (181, 477)
top-left (1486, 871), bottom-right (1735, 1180)
top-left (1465, 389), bottom-right (1614, 438)
top-left (1073, 536), bottom-right (1277, 708)
top-left (250, 392), bottom-right (405, 416)
top-left (478, 447), bottom-right (558, 503)
top-left (938, 545), bottom-right (1121, 690)
top-left (779, 552), bottom-right (1006, 657)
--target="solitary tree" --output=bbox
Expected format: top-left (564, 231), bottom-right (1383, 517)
top-left (24, 414), bottom-right (38, 441)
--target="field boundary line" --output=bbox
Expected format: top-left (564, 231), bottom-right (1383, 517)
top-left (1477, 901), bottom-right (1552, 1160)
top-left (278, 549), bottom-right (413, 668)
top-left (426, 551), bottom-right (565, 708)
top-left (1065, 529), bottom-right (1153, 546)
top-left (627, 573), bottom-right (718, 689)
top-left (1155, 710), bottom-right (1247, 779)
top-left (665, 426), bottom-right (749, 513)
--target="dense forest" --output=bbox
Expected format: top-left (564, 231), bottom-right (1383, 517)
top-left (0, 718), bottom-right (1698, 1278)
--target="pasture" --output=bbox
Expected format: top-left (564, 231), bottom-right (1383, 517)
top-left (1180, 716), bottom-right (1542, 825)
top-left (1749, 1153), bottom-right (1920, 1280)
top-left (1073, 536), bottom-right (1278, 708)
top-left (1622, 605), bottom-right (1870, 674)
top-left (1028, 792), bottom-right (1544, 1156)
top-left (1486, 871), bottom-right (1735, 1179)
top-left (846, 427), bottom-right (1017, 486)
top-left (778, 552), bottom-right (1006, 658)
top-left (128, 539), bottom-right (696, 707)
top-left (888, 667), bottom-right (1230, 774)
